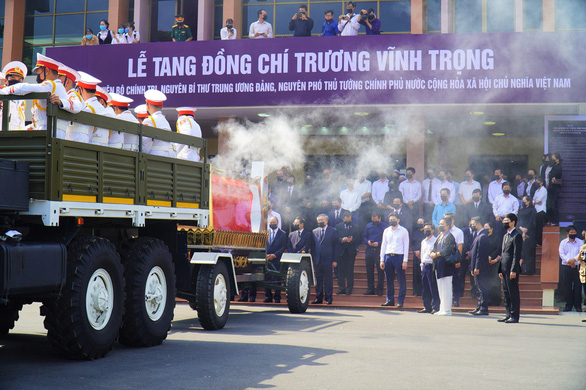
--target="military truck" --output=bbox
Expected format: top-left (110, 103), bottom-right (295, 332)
top-left (0, 93), bottom-right (313, 360)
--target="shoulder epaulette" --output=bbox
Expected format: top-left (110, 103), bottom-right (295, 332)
top-left (172, 24), bottom-right (178, 28)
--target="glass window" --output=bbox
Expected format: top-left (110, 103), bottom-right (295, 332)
top-left (55, 14), bottom-right (84, 44)
top-left (454, 0), bottom-right (482, 33)
top-left (380, 1), bottom-right (411, 33)
top-left (215, 0), bottom-right (223, 4)
top-left (275, 4), bottom-right (300, 36)
top-left (556, 0), bottom-right (586, 31)
top-left (25, 0), bottom-right (55, 15)
top-left (427, 0), bottom-right (441, 32)
top-left (87, 0), bottom-right (109, 12)
top-left (24, 16), bottom-right (53, 46)
top-left (157, 0), bottom-right (176, 32)
top-left (524, 0), bottom-right (542, 31)
top-left (23, 45), bottom-right (50, 70)
top-left (56, 0), bottom-right (84, 13)
top-left (486, 0), bottom-right (514, 32)
top-left (243, 0), bottom-right (274, 4)
top-left (0, 19), bottom-right (4, 46)
top-left (86, 12), bottom-right (108, 35)
top-left (214, 6), bottom-right (224, 39)
top-left (0, 0), bottom-right (5, 18)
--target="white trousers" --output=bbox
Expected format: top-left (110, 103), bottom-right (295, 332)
top-left (436, 275), bottom-right (453, 314)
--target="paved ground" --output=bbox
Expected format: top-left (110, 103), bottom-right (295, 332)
top-left (1, 303), bottom-right (585, 390)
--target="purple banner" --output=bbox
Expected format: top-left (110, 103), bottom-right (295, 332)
top-left (48, 32), bottom-right (586, 108)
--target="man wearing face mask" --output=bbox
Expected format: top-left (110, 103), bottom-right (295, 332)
top-left (421, 168), bottom-right (442, 221)
top-left (383, 180), bottom-right (403, 214)
top-left (288, 217), bottom-right (312, 254)
top-left (458, 169), bottom-right (481, 207)
top-left (438, 170), bottom-right (456, 204)
top-left (388, 197), bottom-right (412, 237)
top-left (533, 177), bottom-right (547, 245)
top-left (358, 8), bottom-right (381, 35)
top-left (250, 9), bottom-right (273, 39)
top-left (0, 61), bottom-right (27, 131)
top-left (172, 14), bottom-right (193, 42)
top-left (464, 189), bottom-right (493, 225)
top-left (66, 71), bottom-right (105, 143)
top-left (524, 169), bottom-right (538, 198)
top-left (49, 64), bottom-right (83, 139)
top-left (468, 217), bottom-right (490, 315)
top-left (418, 222), bottom-right (439, 313)
top-left (411, 217), bottom-right (426, 296)
top-left (492, 182), bottom-right (519, 223)
top-left (263, 216), bottom-right (288, 303)
top-left (220, 18), bottom-right (237, 40)
top-left (311, 214), bottom-right (339, 304)
top-left (488, 169), bottom-right (505, 204)
top-left (380, 213), bottom-right (410, 308)
top-left (372, 170), bottom-right (389, 209)
top-left (362, 211), bottom-right (388, 295)
top-left (336, 212), bottom-right (360, 295)
top-left (558, 225), bottom-right (583, 312)
top-left (432, 188), bottom-right (456, 228)
top-left (0, 54), bottom-right (68, 134)
top-left (289, 5), bottom-right (314, 37)
top-left (497, 213), bottom-right (523, 323)
top-left (338, 1), bottom-right (361, 36)
top-left (399, 167), bottom-right (422, 217)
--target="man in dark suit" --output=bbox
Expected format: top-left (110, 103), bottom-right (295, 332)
top-left (263, 216), bottom-right (288, 303)
top-left (336, 211), bottom-right (361, 295)
top-left (464, 189), bottom-right (493, 225)
top-left (288, 216), bottom-right (312, 254)
top-left (524, 169), bottom-right (538, 198)
top-left (387, 196), bottom-right (412, 235)
top-left (468, 217), bottom-right (491, 315)
top-left (311, 214), bottom-right (339, 304)
top-left (328, 197), bottom-right (344, 228)
top-left (458, 217), bottom-right (478, 300)
top-left (498, 213), bottom-right (523, 323)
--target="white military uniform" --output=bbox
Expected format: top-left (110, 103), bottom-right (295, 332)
top-left (175, 107), bottom-right (202, 162)
top-left (117, 110), bottom-right (139, 150)
top-left (57, 64), bottom-right (84, 138)
top-left (0, 61), bottom-right (27, 131)
top-left (87, 97), bottom-right (109, 146)
top-left (143, 111), bottom-right (173, 157)
top-left (109, 93), bottom-right (139, 151)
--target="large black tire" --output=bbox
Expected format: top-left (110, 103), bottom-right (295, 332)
top-left (118, 237), bottom-right (176, 347)
top-left (0, 302), bottom-right (23, 336)
top-left (196, 261), bottom-right (230, 330)
top-left (43, 236), bottom-right (124, 360)
top-left (286, 260), bottom-right (311, 314)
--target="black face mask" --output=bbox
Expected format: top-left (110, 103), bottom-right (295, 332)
top-left (438, 176), bottom-right (445, 181)
top-left (527, 174), bottom-right (534, 181)
top-left (368, 14), bottom-right (374, 21)
top-left (438, 226), bottom-right (445, 233)
top-left (406, 173), bottom-right (413, 180)
top-left (227, 25), bottom-right (233, 29)
top-left (373, 220), bottom-right (380, 224)
top-left (346, 8), bottom-right (353, 14)
top-left (292, 224), bottom-right (299, 230)
top-left (494, 175), bottom-right (500, 181)
top-left (36, 72), bottom-right (44, 84)
top-left (318, 221), bottom-right (325, 228)
top-left (470, 225), bottom-right (476, 231)
top-left (424, 230), bottom-right (432, 237)
top-left (7, 79), bottom-right (20, 86)
top-left (427, 173), bottom-right (434, 179)
top-left (276, 176), bottom-right (283, 182)
top-left (441, 195), bottom-right (448, 202)
top-left (269, 223), bottom-right (277, 230)
top-left (392, 203), bottom-right (401, 209)
top-left (344, 221), bottom-right (351, 226)
top-left (472, 197), bottom-right (480, 203)
top-left (389, 220), bottom-right (398, 227)
top-left (569, 234), bottom-right (577, 240)
top-left (417, 223), bottom-right (424, 230)
top-left (503, 222), bottom-right (510, 230)
top-left (465, 175), bottom-right (471, 181)
top-left (503, 189), bottom-right (511, 195)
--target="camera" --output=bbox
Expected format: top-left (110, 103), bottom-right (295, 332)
top-left (297, 12), bottom-right (304, 18)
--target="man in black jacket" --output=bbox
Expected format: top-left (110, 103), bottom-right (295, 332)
top-left (288, 216), bottom-right (312, 254)
top-left (289, 5), bottom-right (314, 37)
top-left (464, 189), bottom-right (493, 225)
top-left (336, 212), bottom-right (361, 295)
top-left (498, 213), bottom-right (523, 323)
top-left (468, 217), bottom-right (491, 315)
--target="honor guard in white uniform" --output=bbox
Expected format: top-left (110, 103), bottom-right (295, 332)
top-left (142, 90), bottom-right (174, 157)
top-left (67, 71), bottom-right (105, 143)
top-left (95, 86), bottom-right (116, 147)
top-left (0, 62), bottom-right (27, 130)
top-left (50, 64), bottom-right (83, 139)
top-left (134, 104), bottom-right (148, 124)
top-left (109, 93), bottom-right (139, 151)
top-left (175, 107), bottom-right (202, 162)
top-left (0, 55), bottom-right (68, 134)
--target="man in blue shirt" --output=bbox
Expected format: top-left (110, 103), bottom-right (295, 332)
top-left (321, 9), bottom-right (339, 36)
top-left (433, 188), bottom-right (457, 228)
top-left (359, 8), bottom-right (381, 35)
top-left (362, 211), bottom-right (388, 295)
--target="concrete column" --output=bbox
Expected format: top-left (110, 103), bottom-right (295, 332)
top-left (440, 0), bottom-right (452, 33)
top-left (109, 0), bottom-right (129, 32)
top-left (542, 0), bottom-right (555, 32)
top-left (540, 226), bottom-right (560, 308)
top-left (411, 0), bottom-right (424, 34)
top-left (134, 0), bottom-right (150, 42)
top-left (514, 0), bottom-right (523, 32)
top-left (223, 0), bottom-right (243, 39)
top-left (197, 0), bottom-right (214, 40)
top-left (3, 0), bottom-right (26, 67)
top-left (406, 116), bottom-right (425, 183)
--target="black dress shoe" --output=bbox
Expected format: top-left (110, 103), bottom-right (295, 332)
top-left (468, 308), bottom-right (480, 314)
top-left (381, 301), bottom-right (394, 307)
top-left (249, 297), bottom-right (256, 302)
top-left (575, 308), bottom-right (583, 312)
top-left (431, 310), bottom-right (438, 314)
top-left (337, 289), bottom-right (346, 295)
top-left (396, 303), bottom-right (404, 309)
top-left (311, 299), bottom-right (323, 304)
top-left (452, 300), bottom-right (460, 307)
top-left (238, 296), bottom-right (248, 302)
top-left (274, 298), bottom-right (281, 303)
top-left (504, 318), bottom-right (519, 323)
top-left (562, 307), bottom-right (572, 312)
top-left (363, 290), bottom-right (375, 295)
top-left (473, 310), bottom-right (489, 316)
top-left (497, 316), bottom-right (510, 322)
top-left (346, 290), bottom-right (352, 295)
top-left (418, 309), bottom-right (432, 313)
top-left (377, 291), bottom-right (383, 296)
top-left (326, 300), bottom-right (333, 305)
top-left (263, 297), bottom-right (273, 303)
top-left (582, 318), bottom-right (586, 322)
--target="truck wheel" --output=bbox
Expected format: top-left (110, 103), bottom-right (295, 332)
top-left (286, 260), bottom-right (311, 314)
top-left (196, 261), bottom-right (230, 330)
top-left (43, 236), bottom-right (124, 359)
top-left (0, 302), bottom-right (23, 336)
top-left (118, 237), bottom-right (176, 347)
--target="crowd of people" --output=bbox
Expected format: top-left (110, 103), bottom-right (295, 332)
top-left (82, 20), bottom-right (142, 45)
top-left (0, 54), bottom-right (201, 161)
top-left (257, 158), bottom-right (586, 322)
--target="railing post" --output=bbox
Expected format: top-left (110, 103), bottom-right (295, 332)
top-left (2, 97), bottom-right (9, 131)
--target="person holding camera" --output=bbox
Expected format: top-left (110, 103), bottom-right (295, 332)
top-left (359, 8), bottom-right (381, 35)
top-left (220, 18), bottom-right (237, 40)
top-left (249, 9), bottom-right (273, 39)
top-left (338, 1), bottom-right (361, 36)
top-left (289, 5), bottom-right (313, 37)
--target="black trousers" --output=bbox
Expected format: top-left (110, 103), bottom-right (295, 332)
top-left (562, 265), bottom-right (582, 310)
top-left (547, 185), bottom-right (561, 224)
top-left (474, 273), bottom-right (489, 311)
top-left (264, 259), bottom-right (281, 300)
top-left (452, 260), bottom-right (469, 301)
top-left (535, 211), bottom-right (547, 245)
top-left (421, 263), bottom-right (439, 311)
top-left (365, 247), bottom-right (385, 294)
top-left (502, 272), bottom-right (520, 320)
top-left (412, 253), bottom-right (422, 296)
top-left (314, 260), bottom-right (333, 302)
top-left (338, 252), bottom-right (356, 293)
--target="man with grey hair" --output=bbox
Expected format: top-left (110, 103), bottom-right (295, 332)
top-left (311, 214), bottom-right (339, 304)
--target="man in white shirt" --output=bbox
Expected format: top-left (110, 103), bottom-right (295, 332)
top-left (492, 182), bottom-right (519, 221)
top-left (355, 174), bottom-right (372, 205)
top-left (340, 178), bottom-right (361, 222)
top-left (559, 225), bottom-right (584, 312)
top-left (458, 169), bottom-right (482, 206)
top-left (399, 167), bottom-right (422, 214)
top-left (379, 212), bottom-right (410, 308)
top-left (533, 177), bottom-right (547, 245)
top-left (421, 168), bottom-right (441, 220)
top-left (418, 222), bottom-right (439, 314)
top-left (266, 199), bottom-right (282, 231)
top-left (371, 171), bottom-right (389, 208)
top-left (220, 18), bottom-right (237, 40)
top-left (438, 170), bottom-right (456, 204)
top-left (249, 9), bottom-right (273, 39)
top-left (488, 169), bottom-right (505, 204)
top-left (338, 1), bottom-right (361, 36)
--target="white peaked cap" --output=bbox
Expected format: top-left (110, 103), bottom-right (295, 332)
top-left (134, 104), bottom-right (148, 117)
top-left (95, 86), bottom-right (112, 103)
top-left (144, 89), bottom-right (167, 105)
top-left (2, 61), bottom-right (28, 78)
top-left (109, 92), bottom-right (134, 107)
top-left (57, 64), bottom-right (80, 82)
top-left (33, 53), bottom-right (62, 72)
top-left (176, 107), bottom-right (197, 115)
top-left (77, 71), bottom-right (102, 89)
